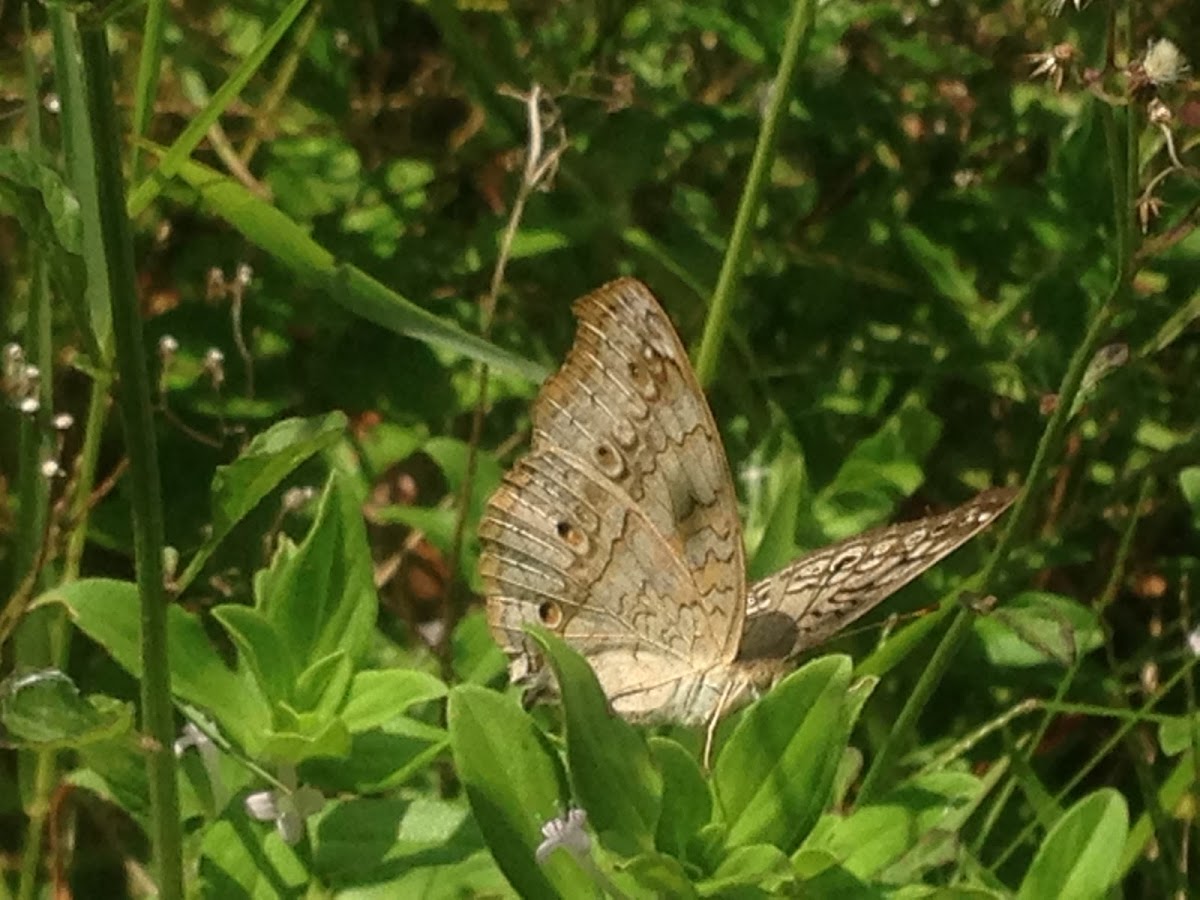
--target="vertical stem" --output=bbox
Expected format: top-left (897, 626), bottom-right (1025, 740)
top-left (77, 22), bottom-right (183, 899)
top-left (14, 7), bottom-right (57, 899)
top-left (130, 0), bottom-right (168, 179)
top-left (692, 0), bottom-right (815, 387)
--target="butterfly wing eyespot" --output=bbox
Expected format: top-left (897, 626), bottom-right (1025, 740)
top-left (538, 601), bottom-right (564, 628)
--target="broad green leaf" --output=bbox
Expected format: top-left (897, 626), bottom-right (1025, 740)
top-left (177, 412), bottom-right (347, 592)
top-left (698, 843), bottom-right (796, 897)
top-left (803, 772), bottom-right (984, 883)
top-left (972, 592), bottom-right (1102, 668)
top-left (623, 852), bottom-right (698, 898)
top-left (166, 157), bottom-right (546, 381)
top-left (812, 395), bottom-right (942, 542)
top-left (650, 736), bottom-right (712, 860)
top-left (341, 669), bottom-right (448, 733)
top-left (263, 705), bottom-right (351, 763)
top-left (260, 472), bottom-right (376, 669)
top-left (1016, 789), bottom-right (1128, 900)
top-left (530, 628), bottom-right (663, 856)
top-left (37, 579), bottom-right (269, 751)
top-left (303, 717), bottom-right (448, 793)
top-left (200, 816), bottom-right (309, 898)
top-left (714, 655), bottom-right (861, 852)
top-left (448, 684), bottom-right (575, 900)
top-left (211, 605), bottom-right (296, 707)
top-left (310, 796), bottom-right (503, 891)
top-left (295, 651), bottom-right (353, 720)
top-left (0, 670), bottom-right (131, 749)
top-left (452, 610), bottom-right (509, 686)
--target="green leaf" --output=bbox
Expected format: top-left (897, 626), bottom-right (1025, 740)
top-left (803, 772), bottom-right (985, 883)
top-left (530, 628), bottom-right (663, 855)
top-left (260, 471), bottom-right (376, 668)
top-left (1180, 467), bottom-right (1200, 527)
top-left (38, 579), bottom-right (269, 752)
top-left (263, 704), bottom-right (351, 763)
top-left (812, 395), bottom-right (942, 542)
top-left (897, 225), bottom-right (978, 310)
top-left (448, 684), bottom-right (575, 900)
top-left (623, 852), bottom-right (698, 898)
top-left (200, 816), bottom-right (309, 897)
top-left (0, 670), bottom-right (131, 749)
top-left (746, 432), bottom-right (807, 581)
top-left (698, 844), bottom-right (796, 897)
top-left (303, 717), bottom-right (448, 793)
top-left (341, 669), bottom-right (448, 733)
top-left (295, 651), bottom-right (353, 720)
top-left (210, 604), bottom-right (296, 707)
top-left (972, 592), bottom-right (1102, 668)
top-left (177, 412), bottom-right (347, 592)
top-left (714, 655), bottom-right (866, 852)
top-left (166, 156), bottom-right (547, 381)
top-left (0, 147), bottom-right (92, 357)
top-left (1016, 789), bottom-right (1128, 900)
top-left (650, 736), bottom-right (712, 860)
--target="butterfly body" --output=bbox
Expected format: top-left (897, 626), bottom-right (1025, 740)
top-left (479, 278), bottom-right (1016, 726)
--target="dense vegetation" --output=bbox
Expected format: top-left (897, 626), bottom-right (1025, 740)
top-left (1, 0), bottom-right (1198, 896)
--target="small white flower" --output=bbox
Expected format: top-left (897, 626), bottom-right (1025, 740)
top-left (20, 397), bottom-right (40, 414)
top-left (235, 263), bottom-right (253, 287)
top-left (52, 413), bottom-right (74, 431)
top-left (1143, 38), bottom-right (1190, 87)
top-left (245, 783), bottom-right (326, 845)
top-left (1187, 627), bottom-right (1200, 657)
top-left (40, 459), bottom-right (62, 478)
top-left (535, 807), bottom-right (590, 864)
top-left (158, 335), bottom-right (179, 357)
top-left (43, 93), bottom-right (61, 114)
top-left (1046, 0), bottom-right (1090, 14)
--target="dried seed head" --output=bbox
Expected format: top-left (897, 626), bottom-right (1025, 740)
top-left (1143, 39), bottom-right (1189, 87)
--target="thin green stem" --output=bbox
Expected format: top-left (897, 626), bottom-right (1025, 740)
top-left (858, 285), bottom-right (1118, 802)
top-left (239, 0), bottom-right (324, 165)
top-left (126, 0), bottom-right (311, 217)
top-left (64, 373), bottom-right (114, 581)
top-left (692, 0), bottom-right (815, 387)
top-left (130, 0), bottom-right (168, 179)
top-left (13, 8), bottom-right (57, 899)
top-left (77, 22), bottom-right (183, 899)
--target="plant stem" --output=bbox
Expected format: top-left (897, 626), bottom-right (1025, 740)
top-left (693, 0), bottom-right (815, 387)
top-left (77, 22), bottom-right (184, 899)
top-left (130, 0), bottom-right (167, 179)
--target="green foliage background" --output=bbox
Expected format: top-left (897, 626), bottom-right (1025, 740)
top-left (1, 0), bottom-right (1198, 896)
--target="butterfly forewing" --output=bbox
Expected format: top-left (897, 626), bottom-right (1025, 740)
top-left (737, 487), bottom-right (1018, 662)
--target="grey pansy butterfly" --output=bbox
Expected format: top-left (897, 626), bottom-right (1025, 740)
top-left (479, 278), bottom-right (1016, 730)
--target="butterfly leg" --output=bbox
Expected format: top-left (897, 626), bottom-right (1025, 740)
top-left (702, 678), bottom-right (739, 770)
